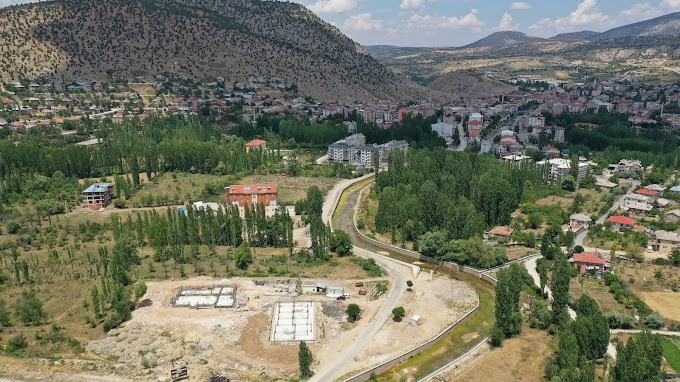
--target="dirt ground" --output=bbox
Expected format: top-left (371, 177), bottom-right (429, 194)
top-left (64, 273), bottom-right (477, 381)
top-left (639, 292), bottom-right (680, 321)
top-left (441, 328), bottom-right (555, 382)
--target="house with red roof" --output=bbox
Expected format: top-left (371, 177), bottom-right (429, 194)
top-left (484, 226), bottom-right (514, 241)
top-left (226, 184), bottom-right (278, 218)
top-left (245, 139), bottom-right (267, 152)
top-left (570, 252), bottom-right (607, 274)
top-left (608, 215), bottom-right (636, 230)
top-left (635, 188), bottom-right (660, 197)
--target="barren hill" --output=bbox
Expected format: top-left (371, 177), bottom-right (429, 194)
top-left (549, 31), bottom-right (600, 41)
top-left (594, 12), bottom-right (680, 40)
top-left (462, 31), bottom-right (546, 49)
top-left (0, 0), bottom-right (428, 102)
top-left (426, 71), bottom-right (516, 99)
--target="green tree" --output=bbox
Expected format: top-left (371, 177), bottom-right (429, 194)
top-left (14, 290), bottom-right (47, 325)
top-left (0, 298), bottom-right (11, 327)
top-left (392, 306), bottom-right (406, 321)
top-left (551, 250), bottom-right (571, 328)
top-left (556, 328), bottom-right (579, 370)
top-left (329, 229), bottom-right (352, 256)
top-left (494, 265), bottom-right (524, 338)
top-left (298, 341), bottom-right (313, 378)
top-left (490, 325), bottom-right (505, 347)
top-left (669, 248), bottom-right (680, 266)
top-left (91, 287), bottom-right (102, 320)
top-left (346, 303), bottom-right (361, 322)
top-left (536, 258), bottom-right (548, 296)
top-left (235, 244), bottom-right (253, 270)
top-left (613, 331), bottom-right (663, 382)
top-left (305, 186), bottom-right (324, 218)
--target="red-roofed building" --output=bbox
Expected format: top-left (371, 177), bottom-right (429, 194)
top-left (484, 226), bottom-right (514, 241)
top-left (245, 139), bottom-right (267, 152)
top-left (633, 225), bottom-right (648, 233)
top-left (226, 184), bottom-right (278, 217)
top-left (635, 188), bottom-right (660, 197)
top-left (607, 215), bottom-right (636, 229)
top-left (570, 252), bottom-right (607, 274)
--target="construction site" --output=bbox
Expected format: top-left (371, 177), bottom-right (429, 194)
top-left (171, 285), bottom-right (237, 309)
top-left (84, 272), bottom-right (477, 381)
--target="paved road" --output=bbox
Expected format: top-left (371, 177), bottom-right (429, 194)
top-left (312, 175), bottom-right (408, 382)
top-left (611, 329), bottom-right (680, 336)
top-left (574, 181), bottom-right (639, 248)
top-left (315, 154), bottom-right (329, 165)
top-left (524, 256), bottom-right (577, 320)
top-left (454, 122), bottom-right (467, 152)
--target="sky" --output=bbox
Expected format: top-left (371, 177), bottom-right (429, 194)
top-left (2, 0), bottom-right (680, 46)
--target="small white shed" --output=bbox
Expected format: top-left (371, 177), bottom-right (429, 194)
top-left (410, 315), bottom-right (421, 326)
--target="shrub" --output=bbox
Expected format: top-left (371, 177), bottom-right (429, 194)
top-left (346, 303), bottom-right (361, 323)
top-left (392, 306), bottom-right (405, 321)
top-left (5, 333), bottom-right (27, 354)
top-left (113, 198), bottom-right (127, 209)
top-left (645, 313), bottom-right (665, 329)
top-left (6, 220), bottom-right (21, 234)
top-left (490, 325), bottom-right (504, 347)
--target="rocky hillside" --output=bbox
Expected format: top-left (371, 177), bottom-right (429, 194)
top-left (426, 71), bottom-right (516, 99)
top-left (594, 12), bottom-right (680, 40)
top-left (462, 31), bottom-right (546, 49)
top-left (0, 0), bottom-right (427, 102)
top-left (549, 31), bottom-right (600, 41)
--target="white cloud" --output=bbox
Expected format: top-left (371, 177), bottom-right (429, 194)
top-left (528, 0), bottom-right (610, 34)
top-left (620, 3), bottom-right (662, 20)
top-left (307, 0), bottom-right (357, 14)
top-left (660, 0), bottom-right (680, 10)
top-left (510, 2), bottom-right (533, 10)
top-left (343, 12), bottom-right (383, 32)
top-left (555, 0), bottom-right (608, 28)
top-left (495, 12), bottom-right (518, 30)
top-left (400, 0), bottom-right (425, 11)
top-left (408, 9), bottom-right (484, 31)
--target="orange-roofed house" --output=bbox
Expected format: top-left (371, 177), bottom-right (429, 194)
top-left (225, 184), bottom-right (278, 217)
top-left (607, 215), bottom-right (636, 230)
top-left (484, 226), bottom-right (514, 241)
top-left (570, 252), bottom-right (607, 274)
top-left (245, 139), bottom-right (267, 152)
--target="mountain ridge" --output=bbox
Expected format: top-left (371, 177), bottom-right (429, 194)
top-left (0, 0), bottom-right (430, 102)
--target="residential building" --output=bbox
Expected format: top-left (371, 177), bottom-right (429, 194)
top-left (569, 252), bottom-right (607, 275)
top-left (616, 159), bottom-right (642, 172)
top-left (595, 178), bottom-right (618, 191)
top-left (569, 213), bottom-right (591, 231)
top-left (327, 133), bottom-right (379, 167)
top-left (652, 230), bottom-right (680, 252)
top-left (607, 215), bottom-right (636, 230)
top-left (523, 114), bottom-right (545, 128)
top-left (82, 183), bottom-right (114, 211)
top-left (245, 139), bottom-right (267, 152)
top-left (431, 122), bottom-right (454, 138)
top-left (623, 193), bottom-right (653, 214)
top-left (377, 140), bottom-right (409, 165)
top-left (484, 226), bottom-right (514, 241)
top-left (635, 188), bottom-right (661, 197)
top-left (665, 209), bottom-right (680, 222)
top-left (225, 184), bottom-right (279, 218)
top-left (537, 158), bottom-right (591, 182)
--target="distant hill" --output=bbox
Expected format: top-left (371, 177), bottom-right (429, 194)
top-left (0, 0), bottom-right (430, 102)
top-left (550, 31), bottom-right (600, 41)
top-left (594, 12), bottom-right (680, 40)
top-left (461, 31), bottom-right (546, 49)
top-left (426, 71), bottom-right (516, 99)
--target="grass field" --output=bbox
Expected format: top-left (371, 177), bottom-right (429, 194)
top-left (128, 172), bottom-right (336, 207)
top-left (661, 337), bottom-right (680, 373)
top-left (375, 272), bottom-right (495, 381)
top-left (449, 328), bottom-right (555, 382)
top-left (639, 292), bottom-right (680, 321)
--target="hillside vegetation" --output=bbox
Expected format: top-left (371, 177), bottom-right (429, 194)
top-left (0, 0), bottom-right (428, 102)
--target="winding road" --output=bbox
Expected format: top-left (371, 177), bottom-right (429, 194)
top-left (311, 175), bottom-right (410, 382)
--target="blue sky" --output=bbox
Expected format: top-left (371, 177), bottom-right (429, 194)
top-left (290, 0), bottom-right (680, 46)
top-left (2, 0), bottom-right (680, 46)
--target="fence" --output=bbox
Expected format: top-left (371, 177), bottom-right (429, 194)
top-left (341, 302), bottom-right (480, 382)
top-left (324, 178), bottom-right (498, 382)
